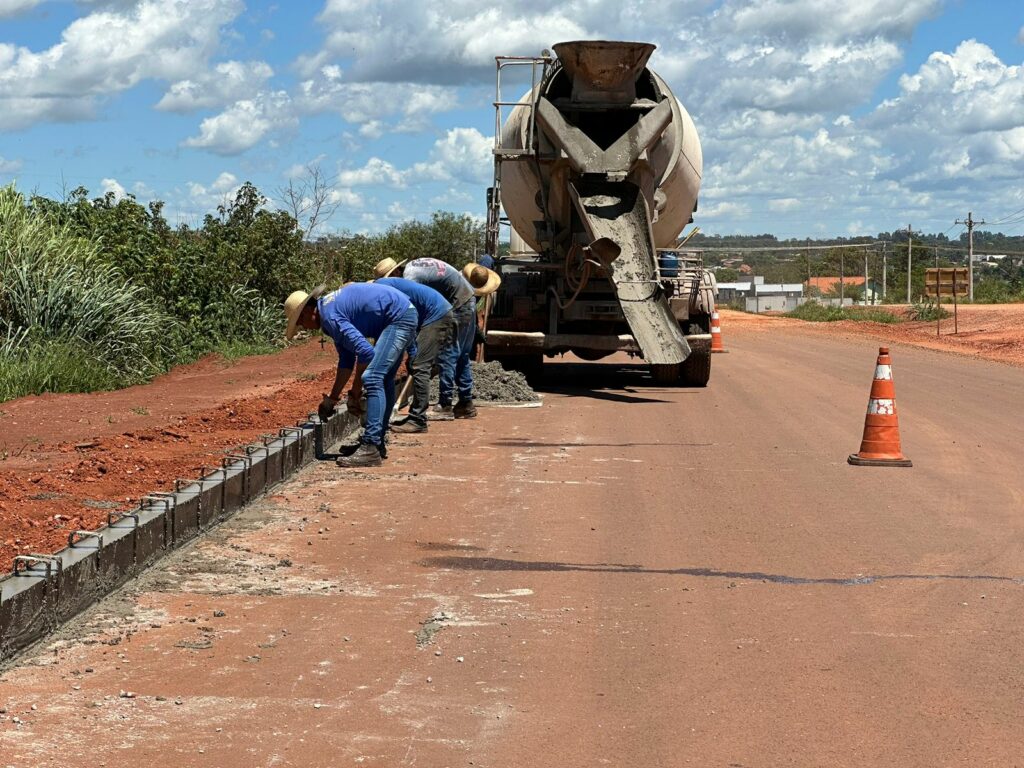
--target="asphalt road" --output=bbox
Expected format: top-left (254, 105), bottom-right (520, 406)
top-left (2, 325), bottom-right (1023, 767)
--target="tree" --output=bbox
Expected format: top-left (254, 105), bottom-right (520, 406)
top-left (275, 163), bottom-right (344, 241)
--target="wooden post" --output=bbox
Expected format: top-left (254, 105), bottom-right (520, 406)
top-left (952, 269), bottom-right (959, 335)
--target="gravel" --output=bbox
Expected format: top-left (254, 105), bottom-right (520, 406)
top-left (429, 361), bottom-right (539, 403)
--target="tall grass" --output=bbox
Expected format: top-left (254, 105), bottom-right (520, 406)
top-left (0, 186), bottom-right (172, 398)
top-left (786, 301), bottom-right (903, 324)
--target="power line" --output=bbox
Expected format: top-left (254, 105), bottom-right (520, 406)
top-left (698, 242), bottom-right (879, 252)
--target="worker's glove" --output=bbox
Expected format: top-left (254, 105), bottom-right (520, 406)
top-left (318, 394), bottom-right (338, 422)
top-left (345, 391), bottom-right (364, 417)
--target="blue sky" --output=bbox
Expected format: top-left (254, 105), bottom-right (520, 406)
top-left (0, 0), bottom-right (1022, 239)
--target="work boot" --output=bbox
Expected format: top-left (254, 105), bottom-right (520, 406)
top-left (392, 420), bottom-right (426, 433)
top-left (426, 404), bottom-right (454, 421)
top-left (336, 443), bottom-right (383, 468)
top-left (453, 399), bottom-right (477, 419)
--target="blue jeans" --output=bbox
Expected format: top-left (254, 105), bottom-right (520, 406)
top-left (438, 302), bottom-right (475, 406)
top-left (360, 306), bottom-right (417, 446)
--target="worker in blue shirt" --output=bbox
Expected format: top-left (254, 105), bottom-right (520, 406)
top-left (375, 276), bottom-right (456, 433)
top-left (373, 257), bottom-right (500, 420)
top-left (284, 282), bottom-right (418, 467)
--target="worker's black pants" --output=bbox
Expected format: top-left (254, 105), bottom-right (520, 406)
top-left (408, 311), bottom-right (456, 426)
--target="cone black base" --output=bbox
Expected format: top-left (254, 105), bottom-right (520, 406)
top-left (848, 454), bottom-right (913, 467)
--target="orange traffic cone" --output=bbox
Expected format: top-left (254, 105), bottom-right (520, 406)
top-left (848, 347), bottom-right (912, 467)
top-left (710, 310), bottom-right (728, 353)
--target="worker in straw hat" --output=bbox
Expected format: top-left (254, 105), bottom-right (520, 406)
top-left (284, 282), bottom-right (418, 468)
top-left (374, 257), bottom-right (500, 419)
top-left (374, 274), bottom-right (456, 434)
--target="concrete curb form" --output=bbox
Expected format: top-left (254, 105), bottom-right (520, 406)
top-left (0, 410), bottom-right (358, 663)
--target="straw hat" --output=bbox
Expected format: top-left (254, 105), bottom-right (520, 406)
top-left (283, 285), bottom-right (325, 340)
top-left (373, 257), bottom-right (407, 279)
top-left (462, 263), bottom-right (501, 296)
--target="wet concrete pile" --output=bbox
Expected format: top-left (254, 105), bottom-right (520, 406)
top-left (430, 361), bottom-right (539, 403)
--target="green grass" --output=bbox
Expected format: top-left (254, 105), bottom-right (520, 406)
top-left (0, 341), bottom-right (123, 401)
top-left (212, 338), bottom-right (283, 362)
top-left (786, 302), bottom-right (903, 324)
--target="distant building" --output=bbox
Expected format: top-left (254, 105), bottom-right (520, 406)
top-left (718, 276), bottom-right (805, 313)
top-left (805, 276), bottom-right (881, 304)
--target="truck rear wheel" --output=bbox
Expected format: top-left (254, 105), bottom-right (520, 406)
top-left (680, 351), bottom-right (711, 387)
top-left (650, 353), bottom-right (711, 387)
top-left (650, 363), bottom-right (681, 385)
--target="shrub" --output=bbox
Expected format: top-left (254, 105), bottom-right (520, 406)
top-left (787, 302), bottom-right (847, 322)
top-left (907, 299), bottom-right (950, 322)
top-left (0, 186), bottom-right (173, 384)
top-left (786, 301), bottom-right (903, 324)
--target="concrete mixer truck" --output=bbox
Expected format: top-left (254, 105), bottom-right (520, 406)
top-left (482, 40), bottom-right (715, 385)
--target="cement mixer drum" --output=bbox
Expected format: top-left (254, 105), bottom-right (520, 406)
top-left (498, 41), bottom-right (703, 254)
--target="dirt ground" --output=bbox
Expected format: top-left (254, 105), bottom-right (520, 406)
top-left (720, 303), bottom-right (1024, 366)
top-left (1, 303), bottom-right (1020, 572)
top-left (0, 339), bottom-right (342, 571)
top-left (3, 332), bottom-right (1023, 766)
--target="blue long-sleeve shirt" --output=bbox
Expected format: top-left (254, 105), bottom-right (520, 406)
top-left (318, 283), bottom-right (415, 369)
top-left (375, 277), bottom-right (452, 328)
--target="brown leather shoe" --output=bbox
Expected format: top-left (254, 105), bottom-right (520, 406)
top-left (426, 404), bottom-right (454, 421)
top-left (392, 420), bottom-right (426, 433)
top-left (453, 399), bottom-right (477, 419)
top-left (336, 443), bottom-right (383, 467)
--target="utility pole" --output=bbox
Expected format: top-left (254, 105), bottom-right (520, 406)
top-left (906, 224), bottom-right (913, 304)
top-left (955, 211), bottom-right (985, 301)
top-left (839, 250), bottom-right (844, 308)
top-left (882, 242), bottom-right (887, 301)
top-left (864, 251), bottom-right (869, 305)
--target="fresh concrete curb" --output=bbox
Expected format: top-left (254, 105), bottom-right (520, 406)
top-left (0, 409), bottom-right (358, 663)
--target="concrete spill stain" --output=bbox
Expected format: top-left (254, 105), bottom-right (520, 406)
top-left (415, 611), bottom-right (455, 648)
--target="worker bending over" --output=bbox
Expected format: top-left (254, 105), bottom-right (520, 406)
top-left (374, 276), bottom-right (456, 433)
top-left (284, 282), bottom-right (417, 467)
top-left (374, 257), bottom-right (500, 420)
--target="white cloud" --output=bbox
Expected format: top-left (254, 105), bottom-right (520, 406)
top-left (328, 187), bottom-right (363, 207)
top-left (865, 40), bottom-right (1024, 185)
top-left (722, 0), bottom-right (941, 41)
top-left (156, 60), bottom-right (274, 112)
top-left (294, 66), bottom-right (458, 132)
top-left (312, 1), bottom-right (589, 83)
top-left (768, 198), bottom-right (801, 212)
top-left (184, 91), bottom-right (296, 155)
top-left (0, 0), bottom-right (243, 130)
top-left (410, 127), bottom-right (492, 184)
top-left (335, 127), bottom-right (492, 190)
top-left (337, 157), bottom-right (406, 188)
top-left (0, 0), bottom-right (41, 19)
top-left (0, 155), bottom-right (22, 174)
top-left (100, 177), bottom-right (126, 199)
top-left (185, 171), bottom-right (242, 211)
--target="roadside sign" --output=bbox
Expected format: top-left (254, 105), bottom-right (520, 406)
top-left (925, 267), bottom-right (966, 335)
top-left (924, 267), bottom-right (968, 298)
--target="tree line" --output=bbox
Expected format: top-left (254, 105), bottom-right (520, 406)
top-left (0, 181), bottom-right (484, 401)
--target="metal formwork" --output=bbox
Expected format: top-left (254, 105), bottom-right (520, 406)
top-left (0, 409), bottom-right (359, 663)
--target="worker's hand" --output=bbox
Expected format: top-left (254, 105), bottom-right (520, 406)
top-left (345, 390), bottom-right (364, 416)
top-left (318, 394), bottom-right (338, 422)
